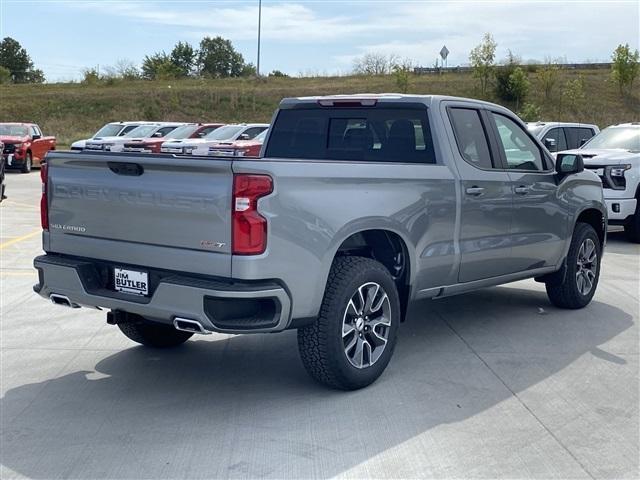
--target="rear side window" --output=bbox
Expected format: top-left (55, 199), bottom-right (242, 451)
top-left (265, 107), bottom-right (436, 163)
top-left (566, 127), bottom-right (596, 149)
top-left (448, 108), bottom-right (493, 169)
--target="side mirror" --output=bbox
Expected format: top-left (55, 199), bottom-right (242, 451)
top-left (579, 138), bottom-right (588, 146)
top-left (32, 134), bottom-right (41, 140)
top-left (151, 132), bottom-right (163, 138)
top-left (556, 153), bottom-right (584, 176)
top-left (543, 137), bottom-right (557, 151)
top-left (238, 133), bottom-right (250, 140)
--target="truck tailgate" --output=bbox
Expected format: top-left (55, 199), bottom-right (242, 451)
top-left (46, 152), bottom-right (233, 277)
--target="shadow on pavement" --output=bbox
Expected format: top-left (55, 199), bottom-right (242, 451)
top-left (1, 286), bottom-right (634, 478)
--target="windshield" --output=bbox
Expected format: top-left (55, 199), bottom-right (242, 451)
top-left (582, 127), bottom-right (640, 151)
top-left (125, 125), bottom-right (157, 138)
top-left (94, 123), bottom-right (124, 138)
top-left (254, 130), bottom-right (267, 142)
top-left (165, 124), bottom-right (199, 139)
top-left (205, 125), bottom-right (244, 141)
top-left (0, 124), bottom-right (29, 136)
top-left (526, 124), bottom-right (544, 136)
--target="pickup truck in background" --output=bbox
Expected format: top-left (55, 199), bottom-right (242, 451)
top-left (527, 122), bottom-right (599, 154)
top-left (163, 123), bottom-right (268, 155)
top-left (560, 123), bottom-right (640, 242)
top-left (0, 123), bottom-right (56, 173)
top-left (84, 123), bottom-right (183, 152)
top-left (34, 94), bottom-right (606, 390)
top-left (70, 121), bottom-right (150, 151)
top-left (123, 123), bottom-right (224, 154)
top-left (206, 129), bottom-right (267, 158)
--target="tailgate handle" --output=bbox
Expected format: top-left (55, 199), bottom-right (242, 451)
top-left (108, 162), bottom-right (144, 176)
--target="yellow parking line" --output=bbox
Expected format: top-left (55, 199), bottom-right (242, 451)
top-left (1, 271), bottom-right (36, 276)
top-left (0, 229), bottom-right (41, 250)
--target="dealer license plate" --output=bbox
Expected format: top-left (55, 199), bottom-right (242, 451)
top-left (114, 268), bottom-right (149, 296)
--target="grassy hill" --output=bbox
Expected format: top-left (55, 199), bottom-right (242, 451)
top-left (1, 68), bottom-right (637, 148)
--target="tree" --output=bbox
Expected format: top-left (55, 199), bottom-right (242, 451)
top-left (0, 37), bottom-right (44, 83)
top-left (353, 52), bottom-right (390, 75)
top-left (538, 58), bottom-right (561, 101)
top-left (170, 41), bottom-right (196, 78)
top-left (0, 65), bottom-right (11, 84)
top-left (494, 50), bottom-right (519, 100)
top-left (469, 33), bottom-right (497, 96)
top-left (114, 59), bottom-right (140, 80)
top-left (197, 36), bottom-right (245, 78)
top-left (518, 102), bottom-right (541, 122)
top-left (268, 70), bottom-right (288, 78)
top-left (562, 77), bottom-right (586, 112)
top-left (611, 43), bottom-right (639, 94)
top-left (508, 67), bottom-right (529, 109)
top-left (142, 52), bottom-right (180, 80)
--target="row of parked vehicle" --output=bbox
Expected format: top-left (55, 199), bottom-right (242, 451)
top-left (73, 121), bottom-right (269, 158)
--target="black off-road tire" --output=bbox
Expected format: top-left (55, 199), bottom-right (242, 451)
top-left (21, 152), bottom-right (32, 173)
top-left (623, 209), bottom-right (640, 243)
top-left (118, 319), bottom-right (193, 348)
top-left (297, 256), bottom-right (400, 390)
top-left (545, 222), bottom-right (601, 309)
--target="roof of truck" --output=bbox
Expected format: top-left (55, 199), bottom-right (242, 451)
top-left (280, 93), bottom-right (506, 109)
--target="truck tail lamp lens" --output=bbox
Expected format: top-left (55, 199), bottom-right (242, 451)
top-left (40, 162), bottom-right (49, 230)
top-left (232, 174), bottom-right (273, 255)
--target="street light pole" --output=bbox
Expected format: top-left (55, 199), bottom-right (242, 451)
top-left (256, 0), bottom-right (262, 77)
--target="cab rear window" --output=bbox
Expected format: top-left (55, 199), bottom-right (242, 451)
top-left (265, 107), bottom-right (436, 163)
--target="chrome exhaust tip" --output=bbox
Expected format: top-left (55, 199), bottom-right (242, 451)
top-left (50, 294), bottom-right (80, 308)
top-left (173, 317), bottom-right (211, 335)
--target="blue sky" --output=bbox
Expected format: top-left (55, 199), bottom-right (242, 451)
top-left (1, 0), bottom-right (638, 81)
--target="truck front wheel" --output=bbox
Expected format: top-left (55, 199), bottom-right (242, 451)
top-left (623, 207), bottom-right (640, 243)
top-left (21, 152), bottom-right (32, 173)
top-left (297, 257), bottom-right (400, 390)
top-left (118, 317), bottom-right (193, 348)
top-left (545, 222), bottom-right (601, 309)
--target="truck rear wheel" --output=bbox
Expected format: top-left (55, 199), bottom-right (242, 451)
top-left (545, 222), bottom-right (601, 309)
top-left (118, 317), bottom-right (193, 348)
top-left (297, 256), bottom-right (400, 390)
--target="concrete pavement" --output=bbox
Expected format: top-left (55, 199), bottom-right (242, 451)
top-left (1, 171), bottom-right (638, 479)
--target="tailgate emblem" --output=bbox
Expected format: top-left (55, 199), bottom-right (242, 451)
top-left (200, 240), bottom-right (226, 249)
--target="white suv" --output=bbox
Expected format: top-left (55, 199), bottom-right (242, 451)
top-left (70, 121), bottom-right (149, 151)
top-left (560, 123), bottom-right (640, 242)
top-left (527, 122), bottom-right (599, 155)
top-left (84, 123), bottom-right (183, 152)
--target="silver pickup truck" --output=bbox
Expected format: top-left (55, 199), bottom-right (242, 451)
top-left (34, 94), bottom-right (607, 390)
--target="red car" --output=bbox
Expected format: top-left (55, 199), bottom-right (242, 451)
top-left (122, 123), bottom-right (224, 154)
top-left (207, 129), bottom-right (267, 158)
top-left (0, 123), bottom-right (56, 173)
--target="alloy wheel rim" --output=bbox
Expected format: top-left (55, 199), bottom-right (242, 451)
top-left (342, 282), bottom-right (391, 369)
top-left (576, 238), bottom-right (597, 296)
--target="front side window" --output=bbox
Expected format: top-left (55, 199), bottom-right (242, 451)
top-left (544, 127), bottom-right (567, 152)
top-left (265, 107), bottom-right (436, 163)
top-left (154, 126), bottom-right (178, 137)
top-left (567, 127), bottom-right (597, 148)
top-left (448, 108), bottom-right (493, 169)
top-left (491, 113), bottom-right (545, 171)
top-left (241, 127), bottom-right (267, 140)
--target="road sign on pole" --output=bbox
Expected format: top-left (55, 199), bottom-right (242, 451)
top-left (440, 45), bottom-right (449, 69)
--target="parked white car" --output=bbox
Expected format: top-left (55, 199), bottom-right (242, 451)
top-left (84, 123), bottom-right (184, 152)
top-left (187, 124), bottom-right (269, 156)
top-left (527, 122), bottom-right (599, 155)
top-left (70, 121), bottom-right (149, 151)
top-left (560, 123), bottom-right (640, 242)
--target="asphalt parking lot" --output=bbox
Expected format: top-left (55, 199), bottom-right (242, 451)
top-left (1, 171), bottom-right (638, 479)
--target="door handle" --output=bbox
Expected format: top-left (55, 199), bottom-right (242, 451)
top-left (514, 185), bottom-right (530, 195)
top-left (465, 186), bottom-right (485, 196)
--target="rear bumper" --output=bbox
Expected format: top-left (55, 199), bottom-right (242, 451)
top-left (604, 197), bottom-right (636, 222)
top-left (33, 254), bottom-right (292, 334)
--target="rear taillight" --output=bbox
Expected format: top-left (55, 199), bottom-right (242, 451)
top-left (40, 162), bottom-right (49, 230)
top-left (232, 174), bottom-right (273, 255)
